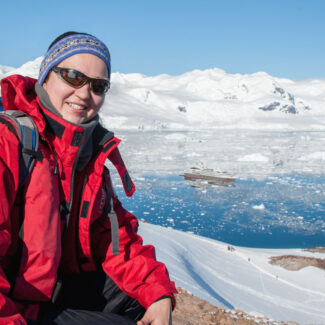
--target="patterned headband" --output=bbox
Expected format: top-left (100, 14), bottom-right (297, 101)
top-left (38, 33), bottom-right (111, 85)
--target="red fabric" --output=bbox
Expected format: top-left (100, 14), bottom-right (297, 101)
top-left (0, 75), bottom-right (177, 323)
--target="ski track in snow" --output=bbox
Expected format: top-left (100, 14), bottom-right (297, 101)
top-left (234, 248), bottom-right (325, 298)
top-left (140, 222), bottom-right (325, 324)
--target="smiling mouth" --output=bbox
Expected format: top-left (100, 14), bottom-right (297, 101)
top-left (68, 103), bottom-right (86, 111)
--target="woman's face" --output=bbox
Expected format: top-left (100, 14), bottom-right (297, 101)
top-left (43, 53), bottom-right (109, 124)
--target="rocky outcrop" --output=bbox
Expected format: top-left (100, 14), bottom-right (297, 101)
top-left (269, 254), bottom-right (325, 271)
top-left (173, 287), bottom-right (299, 325)
top-left (304, 247), bottom-right (325, 253)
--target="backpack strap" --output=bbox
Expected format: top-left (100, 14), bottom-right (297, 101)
top-left (0, 97), bottom-right (3, 111)
top-left (0, 110), bottom-right (41, 295)
top-left (0, 110), bottom-right (41, 186)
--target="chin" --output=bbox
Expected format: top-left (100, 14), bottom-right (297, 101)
top-left (62, 114), bottom-right (86, 124)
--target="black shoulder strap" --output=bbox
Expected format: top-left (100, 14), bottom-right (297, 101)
top-left (0, 97), bottom-right (3, 111)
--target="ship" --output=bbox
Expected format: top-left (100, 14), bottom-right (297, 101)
top-left (183, 167), bottom-right (235, 184)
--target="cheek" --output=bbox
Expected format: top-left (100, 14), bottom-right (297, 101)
top-left (93, 96), bottom-right (105, 111)
top-left (43, 78), bottom-right (67, 105)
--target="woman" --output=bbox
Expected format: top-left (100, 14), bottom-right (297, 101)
top-left (0, 32), bottom-right (177, 324)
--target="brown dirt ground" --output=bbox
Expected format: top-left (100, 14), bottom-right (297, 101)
top-left (172, 287), bottom-right (299, 325)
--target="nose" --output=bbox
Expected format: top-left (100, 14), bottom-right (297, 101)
top-left (74, 81), bottom-right (91, 99)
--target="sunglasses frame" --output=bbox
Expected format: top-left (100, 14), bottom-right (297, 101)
top-left (51, 66), bottom-right (110, 94)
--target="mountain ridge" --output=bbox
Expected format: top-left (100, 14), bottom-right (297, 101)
top-left (1, 57), bottom-right (325, 131)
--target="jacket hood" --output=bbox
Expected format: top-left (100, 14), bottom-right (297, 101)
top-left (0, 75), bottom-right (47, 133)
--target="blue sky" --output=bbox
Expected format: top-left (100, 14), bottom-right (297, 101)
top-left (1, 0), bottom-right (324, 80)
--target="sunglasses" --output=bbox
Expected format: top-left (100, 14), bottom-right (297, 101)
top-left (52, 67), bottom-right (110, 94)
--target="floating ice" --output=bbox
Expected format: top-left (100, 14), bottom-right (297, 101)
top-left (238, 154), bottom-right (269, 162)
top-left (252, 204), bottom-right (265, 210)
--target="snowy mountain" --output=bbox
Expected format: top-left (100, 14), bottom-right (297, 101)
top-left (0, 57), bottom-right (42, 81)
top-left (0, 64), bottom-right (15, 75)
top-left (1, 57), bottom-right (325, 131)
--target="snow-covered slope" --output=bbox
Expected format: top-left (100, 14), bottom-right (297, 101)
top-left (139, 221), bottom-right (325, 324)
top-left (0, 64), bottom-right (15, 75)
top-left (1, 57), bottom-right (325, 131)
top-left (0, 57), bottom-right (43, 79)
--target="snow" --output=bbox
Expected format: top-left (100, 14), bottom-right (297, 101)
top-left (139, 221), bottom-right (325, 324)
top-left (1, 57), bottom-right (325, 132)
top-left (238, 154), bottom-right (269, 162)
top-left (1, 58), bottom-right (325, 324)
top-left (0, 64), bottom-right (15, 75)
top-left (298, 152), bottom-right (325, 161)
top-left (0, 57), bottom-right (43, 80)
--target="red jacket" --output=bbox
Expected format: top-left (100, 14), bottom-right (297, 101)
top-left (0, 75), bottom-right (177, 324)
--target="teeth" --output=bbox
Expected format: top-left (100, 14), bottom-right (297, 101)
top-left (69, 103), bottom-right (85, 110)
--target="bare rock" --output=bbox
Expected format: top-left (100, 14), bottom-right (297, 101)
top-left (304, 246), bottom-right (325, 254)
top-left (269, 255), bottom-right (325, 271)
top-left (172, 287), bottom-right (299, 325)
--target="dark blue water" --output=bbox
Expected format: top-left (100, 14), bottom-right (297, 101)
top-left (114, 173), bottom-right (325, 249)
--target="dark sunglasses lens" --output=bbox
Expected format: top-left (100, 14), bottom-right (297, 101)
top-left (61, 69), bottom-right (87, 87)
top-left (56, 67), bottom-right (109, 94)
top-left (91, 79), bottom-right (110, 94)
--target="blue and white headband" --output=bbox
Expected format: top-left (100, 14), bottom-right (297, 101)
top-left (38, 33), bottom-right (111, 85)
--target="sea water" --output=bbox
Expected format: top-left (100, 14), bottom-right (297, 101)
top-left (114, 173), bottom-right (325, 249)
top-left (110, 129), bottom-right (325, 249)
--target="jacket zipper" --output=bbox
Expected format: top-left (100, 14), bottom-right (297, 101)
top-left (75, 174), bottom-right (88, 272)
top-left (53, 133), bottom-right (85, 300)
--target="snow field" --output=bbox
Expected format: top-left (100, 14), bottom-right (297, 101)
top-left (139, 222), bottom-right (325, 324)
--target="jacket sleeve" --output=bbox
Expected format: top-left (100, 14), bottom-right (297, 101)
top-left (92, 194), bottom-right (177, 310)
top-left (0, 131), bottom-right (27, 324)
